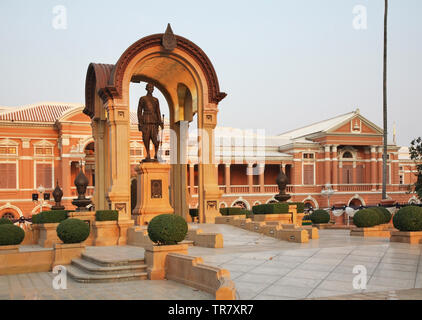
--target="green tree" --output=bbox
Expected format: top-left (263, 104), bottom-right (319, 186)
top-left (409, 137), bottom-right (422, 200)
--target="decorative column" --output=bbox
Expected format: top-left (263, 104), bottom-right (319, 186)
top-left (106, 104), bottom-right (131, 220)
top-left (247, 163), bottom-right (253, 193)
top-left (189, 164), bottom-right (195, 195)
top-left (61, 160), bottom-right (71, 198)
top-left (331, 145), bottom-right (338, 189)
top-left (259, 163), bottom-right (265, 193)
top-left (370, 146), bottom-right (377, 190)
top-left (377, 146), bottom-right (383, 190)
top-left (198, 108), bottom-right (222, 223)
top-left (225, 164), bottom-right (231, 194)
top-left (352, 161), bottom-right (357, 184)
top-left (324, 145), bottom-right (331, 184)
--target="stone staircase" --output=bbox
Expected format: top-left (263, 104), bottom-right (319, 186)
top-left (66, 251), bottom-right (148, 283)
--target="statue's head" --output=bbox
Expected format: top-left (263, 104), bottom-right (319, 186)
top-left (146, 83), bottom-right (154, 94)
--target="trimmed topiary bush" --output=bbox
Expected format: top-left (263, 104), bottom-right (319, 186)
top-left (220, 207), bottom-right (244, 216)
top-left (0, 218), bottom-right (13, 225)
top-left (95, 210), bottom-right (118, 221)
top-left (352, 208), bottom-right (382, 228)
top-left (252, 203), bottom-right (289, 215)
top-left (56, 218), bottom-right (90, 244)
top-left (374, 207), bottom-right (392, 224)
top-left (0, 224), bottom-right (25, 246)
top-left (32, 210), bottom-right (69, 224)
top-left (147, 214), bottom-right (188, 245)
top-left (393, 206), bottom-right (422, 231)
top-left (310, 209), bottom-right (330, 224)
top-left (239, 209), bottom-right (253, 218)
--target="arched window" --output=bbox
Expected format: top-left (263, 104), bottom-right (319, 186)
top-left (2, 212), bottom-right (15, 221)
top-left (343, 151), bottom-right (353, 159)
top-left (232, 201), bottom-right (247, 209)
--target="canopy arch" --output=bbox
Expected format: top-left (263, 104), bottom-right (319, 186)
top-left (84, 26), bottom-right (226, 223)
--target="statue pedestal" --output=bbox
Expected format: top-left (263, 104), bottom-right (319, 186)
top-left (132, 162), bottom-right (174, 225)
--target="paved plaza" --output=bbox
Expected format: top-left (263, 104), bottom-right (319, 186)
top-left (2, 224), bottom-right (422, 300)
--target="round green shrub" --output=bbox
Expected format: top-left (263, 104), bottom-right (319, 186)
top-left (0, 224), bottom-right (25, 246)
top-left (147, 214), bottom-right (188, 245)
top-left (393, 206), bottom-right (422, 231)
top-left (352, 209), bottom-right (382, 228)
top-left (56, 219), bottom-right (90, 244)
top-left (374, 207), bottom-right (392, 224)
top-left (310, 209), bottom-right (330, 224)
top-left (0, 218), bottom-right (13, 225)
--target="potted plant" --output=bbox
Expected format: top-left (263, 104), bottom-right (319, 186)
top-left (391, 206), bottom-right (422, 244)
top-left (53, 218), bottom-right (89, 266)
top-left (144, 214), bottom-right (188, 280)
top-left (32, 210), bottom-right (69, 247)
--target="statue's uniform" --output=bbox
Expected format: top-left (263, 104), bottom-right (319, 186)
top-left (137, 96), bottom-right (161, 156)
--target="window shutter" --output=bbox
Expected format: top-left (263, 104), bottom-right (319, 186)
top-left (303, 164), bottom-right (314, 185)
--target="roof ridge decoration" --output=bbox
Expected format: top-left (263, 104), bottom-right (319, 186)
top-left (162, 23), bottom-right (177, 51)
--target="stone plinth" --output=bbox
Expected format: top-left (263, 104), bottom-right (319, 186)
top-left (132, 162), bottom-right (174, 225)
top-left (350, 226), bottom-right (391, 238)
top-left (92, 221), bottom-right (119, 246)
top-left (35, 223), bottom-right (62, 248)
top-left (52, 243), bottom-right (85, 267)
top-left (144, 244), bottom-right (188, 280)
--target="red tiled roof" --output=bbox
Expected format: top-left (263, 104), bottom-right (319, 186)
top-left (0, 103), bottom-right (78, 123)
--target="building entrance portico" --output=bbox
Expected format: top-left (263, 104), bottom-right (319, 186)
top-left (84, 25), bottom-right (226, 223)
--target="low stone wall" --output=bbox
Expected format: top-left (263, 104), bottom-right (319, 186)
top-left (166, 253), bottom-right (236, 300)
top-left (276, 228), bottom-right (309, 243)
top-left (186, 229), bottom-right (224, 248)
top-left (0, 244), bottom-right (85, 275)
top-left (281, 224), bottom-right (319, 239)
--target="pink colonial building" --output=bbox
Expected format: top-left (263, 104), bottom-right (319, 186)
top-left (0, 103), bottom-right (418, 220)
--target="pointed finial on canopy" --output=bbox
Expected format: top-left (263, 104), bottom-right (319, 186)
top-left (162, 23), bottom-right (177, 51)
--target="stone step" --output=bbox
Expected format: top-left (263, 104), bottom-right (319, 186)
top-left (71, 258), bottom-right (147, 275)
top-left (66, 265), bottom-right (148, 283)
top-left (81, 252), bottom-right (145, 267)
top-left (181, 240), bottom-right (194, 246)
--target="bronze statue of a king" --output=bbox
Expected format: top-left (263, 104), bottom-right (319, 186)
top-left (137, 83), bottom-right (164, 162)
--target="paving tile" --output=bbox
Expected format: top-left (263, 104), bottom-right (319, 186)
top-left (261, 284), bottom-right (314, 298)
top-left (248, 265), bottom-right (292, 276)
top-left (372, 269), bottom-right (416, 280)
top-left (274, 277), bottom-right (321, 288)
top-left (296, 263), bottom-right (337, 272)
top-left (283, 269), bottom-right (329, 280)
top-left (236, 273), bottom-right (281, 284)
top-left (316, 279), bottom-right (361, 292)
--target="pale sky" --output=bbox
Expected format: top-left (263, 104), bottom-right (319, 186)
top-left (0, 0), bottom-right (421, 146)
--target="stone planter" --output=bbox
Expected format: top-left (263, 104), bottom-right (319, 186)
top-left (35, 223), bottom-right (62, 248)
top-left (390, 231), bottom-right (422, 244)
top-left (52, 243), bottom-right (86, 267)
top-left (350, 225), bottom-right (391, 238)
top-left (93, 221), bottom-right (119, 246)
top-left (0, 245), bottom-right (19, 254)
top-left (144, 243), bottom-right (188, 280)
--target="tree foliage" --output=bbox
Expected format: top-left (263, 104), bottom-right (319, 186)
top-left (409, 137), bottom-right (422, 200)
